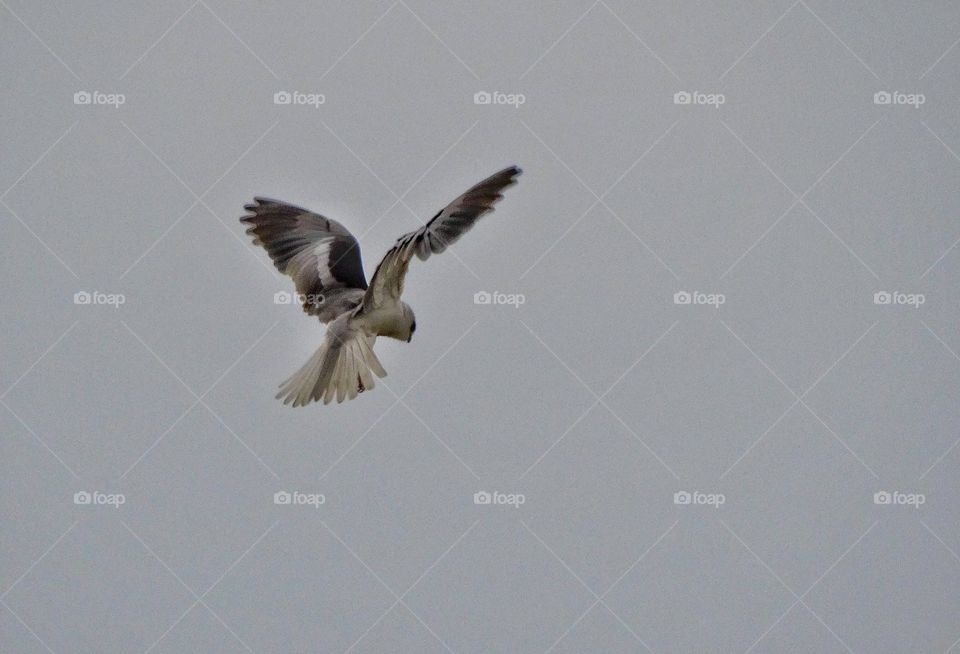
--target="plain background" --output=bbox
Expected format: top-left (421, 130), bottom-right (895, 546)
top-left (3, 1), bottom-right (960, 652)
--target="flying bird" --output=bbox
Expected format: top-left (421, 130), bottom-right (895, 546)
top-left (241, 166), bottom-right (522, 406)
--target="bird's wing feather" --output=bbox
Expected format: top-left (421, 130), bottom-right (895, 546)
top-left (241, 198), bottom-right (367, 321)
top-left (363, 166), bottom-right (521, 311)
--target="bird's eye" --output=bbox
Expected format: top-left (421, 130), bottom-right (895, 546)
top-left (410, 321), bottom-right (416, 333)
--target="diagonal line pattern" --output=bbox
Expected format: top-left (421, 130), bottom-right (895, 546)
top-left (518, 320), bottom-right (680, 481)
top-left (732, 519), bottom-right (879, 653)
top-left (0, 0), bottom-right (81, 80)
top-left (1, 199), bottom-right (80, 279)
top-left (916, 322), bottom-right (960, 480)
top-left (118, 319), bottom-right (282, 480)
top-left (798, 0), bottom-right (883, 83)
top-left (719, 320), bottom-right (879, 479)
top-left (199, 0), bottom-right (280, 79)
top-left (521, 0), bottom-right (599, 80)
top-left (1, 399), bottom-right (81, 481)
top-left (719, 119), bottom-right (881, 281)
top-left (2, 122), bottom-right (78, 200)
top-left (1, 319), bottom-right (84, 480)
top-left (920, 33), bottom-right (960, 80)
top-left (522, 519), bottom-right (656, 653)
top-left (0, 599), bottom-right (57, 654)
top-left (721, 520), bottom-right (854, 653)
top-left (521, 519), bottom-right (656, 652)
top-left (128, 519), bottom-right (280, 654)
top-left (121, 0), bottom-right (201, 79)
top-left (118, 119), bottom-right (280, 278)
top-left (320, 1), bottom-right (399, 81)
top-left (917, 121), bottom-right (960, 278)
top-left (2, 321), bottom-right (79, 399)
top-left (120, 0), bottom-right (282, 82)
top-left (326, 519), bottom-right (479, 654)
top-left (1, 521), bottom-right (80, 600)
top-left (521, 1), bottom-right (681, 82)
top-left (377, 377), bottom-right (482, 482)
top-left (398, 0), bottom-right (479, 80)
top-left (599, 0), bottom-right (681, 82)
top-left (720, 0), bottom-right (801, 81)
top-left (319, 320), bottom-right (481, 482)
top-left (526, 518), bottom-right (681, 653)
top-left (919, 519), bottom-right (960, 567)
top-left (519, 118), bottom-right (681, 280)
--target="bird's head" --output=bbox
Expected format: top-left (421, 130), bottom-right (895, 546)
top-left (402, 303), bottom-right (417, 343)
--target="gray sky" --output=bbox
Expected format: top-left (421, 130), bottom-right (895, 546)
top-left (3, 1), bottom-right (960, 652)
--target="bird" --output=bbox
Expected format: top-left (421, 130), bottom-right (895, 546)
top-left (241, 165), bottom-right (522, 406)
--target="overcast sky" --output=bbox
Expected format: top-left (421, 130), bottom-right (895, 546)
top-left (3, 1), bottom-right (960, 652)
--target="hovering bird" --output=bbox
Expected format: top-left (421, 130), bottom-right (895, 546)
top-left (241, 166), bottom-right (522, 406)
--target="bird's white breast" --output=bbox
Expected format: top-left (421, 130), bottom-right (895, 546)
top-left (354, 301), bottom-right (406, 339)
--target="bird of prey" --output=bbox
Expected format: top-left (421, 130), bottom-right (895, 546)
top-left (241, 166), bottom-right (522, 406)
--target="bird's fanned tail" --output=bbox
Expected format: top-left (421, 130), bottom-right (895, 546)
top-left (276, 333), bottom-right (386, 406)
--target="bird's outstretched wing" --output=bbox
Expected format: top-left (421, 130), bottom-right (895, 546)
top-left (241, 198), bottom-right (368, 321)
top-left (363, 166), bottom-right (521, 310)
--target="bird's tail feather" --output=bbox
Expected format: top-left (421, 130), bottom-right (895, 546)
top-left (276, 333), bottom-right (386, 406)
